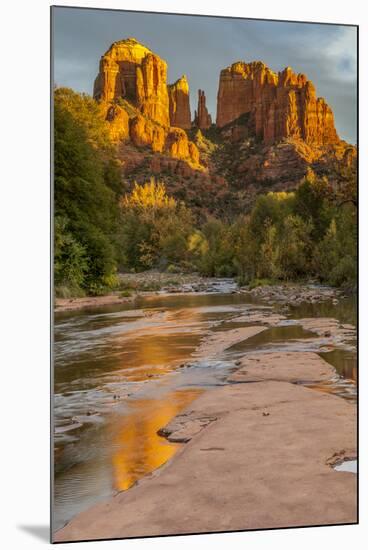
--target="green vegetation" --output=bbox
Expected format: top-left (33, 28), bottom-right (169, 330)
top-left (119, 289), bottom-right (133, 298)
top-left (54, 88), bottom-right (357, 296)
top-left (230, 172), bottom-right (356, 288)
top-left (54, 88), bottom-right (123, 296)
top-left (119, 180), bottom-right (194, 271)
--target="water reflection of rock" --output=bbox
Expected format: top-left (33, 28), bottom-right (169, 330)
top-left (55, 368), bottom-right (357, 542)
top-left (111, 390), bottom-right (202, 491)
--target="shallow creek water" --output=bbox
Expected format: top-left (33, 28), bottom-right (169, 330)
top-left (53, 282), bottom-right (356, 530)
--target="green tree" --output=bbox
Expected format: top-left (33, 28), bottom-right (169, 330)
top-left (194, 218), bottom-right (236, 277)
top-left (54, 88), bottom-right (120, 293)
top-left (120, 180), bottom-right (194, 270)
top-left (257, 220), bottom-right (280, 279)
top-left (248, 192), bottom-right (295, 241)
top-left (54, 216), bottom-right (88, 295)
top-left (314, 204), bottom-right (357, 287)
top-left (232, 217), bottom-right (257, 284)
top-left (293, 170), bottom-right (333, 241)
top-left (278, 215), bottom-right (313, 280)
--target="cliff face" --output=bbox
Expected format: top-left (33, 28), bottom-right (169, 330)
top-left (94, 37), bottom-right (169, 126)
top-left (194, 90), bottom-right (212, 130)
top-left (136, 53), bottom-right (170, 126)
top-left (216, 62), bottom-right (339, 146)
top-left (94, 38), bottom-right (151, 102)
top-left (168, 76), bottom-right (191, 129)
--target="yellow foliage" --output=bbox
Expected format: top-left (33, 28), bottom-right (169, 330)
top-left (122, 179), bottom-right (176, 210)
top-left (267, 191), bottom-right (295, 201)
top-left (188, 230), bottom-right (209, 255)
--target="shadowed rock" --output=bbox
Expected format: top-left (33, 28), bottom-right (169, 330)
top-left (168, 75), bottom-right (191, 129)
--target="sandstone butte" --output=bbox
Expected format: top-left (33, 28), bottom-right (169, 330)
top-left (93, 38), bottom-right (201, 168)
top-left (216, 61), bottom-right (339, 146)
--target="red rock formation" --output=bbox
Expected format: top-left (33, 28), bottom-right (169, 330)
top-left (149, 156), bottom-right (196, 178)
top-left (94, 38), bottom-right (152, 102)
top-left (168, 75), bottom-right (191, 129)
top-left (166, 128), bottom-right (200, 165)
top-left (235, 139), bottom-right (320, 184)
top-left (94, 38), bottom-right (169, 127)
top-left (94, 38), bottom-right (203, 168)
top-left (104, 103), bottom-right (130, 142)
top-left (136, 53), bottom-right (170, 126)
top-left (194, 90), bottom-right (212, 130)
top-left (216, 62), bottom-right (339, 146)
top-left (129, 115), bottom-right (200, 167)
top-left (129, 115), bottom-right (166, 153)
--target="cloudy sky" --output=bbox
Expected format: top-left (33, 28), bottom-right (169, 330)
top-left (52, 7), bottom-right (357, 144)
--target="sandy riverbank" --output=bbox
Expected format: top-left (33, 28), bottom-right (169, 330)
top-left (54, 274), bottom-right (229, 312)
top-left (54, 293), bottom-right (136, 312)
top-left (54, 345), bottom-right (357, 542)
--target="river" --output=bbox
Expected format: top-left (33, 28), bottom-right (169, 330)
top-left (53, 281), bottom-right (356, 531)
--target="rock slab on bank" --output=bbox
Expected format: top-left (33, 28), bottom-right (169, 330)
top-left (55, 352), bottom-right (356, 542)
top-left (228, 351), bottom-right (336, 384)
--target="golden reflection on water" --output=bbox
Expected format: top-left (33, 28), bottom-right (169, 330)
top-left (109, 310), bottom-right (206, 382)
top-left (111, 389), bottom-right (203, 491)
top-left (113, 330), bottom-right (203, 382)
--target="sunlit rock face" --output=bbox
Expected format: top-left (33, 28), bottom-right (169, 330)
top-left (94, 37), bottom-right (170, 126)
top-left (194, 90), bottom-right (212, 130)
top-left (129, 114), bottom-right (166, 153)
top-left (94, 38), bottom-right (201, 168)
top-left (129, 115), bottom-right (200, 166)
top-left (104, 103), bottom-right (130, 142)
top-left (168, 75), bottom-right (191, 129)
top-left (166, 128), bottom-right (200, 165)
top-left (216, 61), bottom-right (339, 146)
